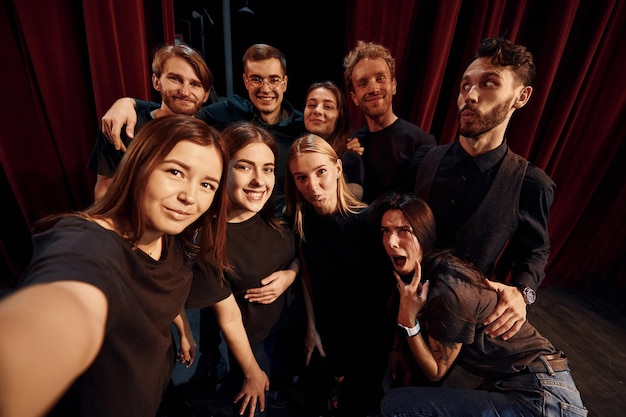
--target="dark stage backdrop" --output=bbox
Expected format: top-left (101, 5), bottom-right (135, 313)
top-left (1, 0), bottom-right (624, 294)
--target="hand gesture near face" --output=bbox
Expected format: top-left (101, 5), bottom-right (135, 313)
top-left (394, 260), bottom-right (429, 327)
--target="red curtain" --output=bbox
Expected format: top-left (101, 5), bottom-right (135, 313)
top-left (1, 0), bottom-right (624, 291)
top-left (345, 0), bottom-right (626, 289)
top-left (0, 0), bottom-right (169, 287)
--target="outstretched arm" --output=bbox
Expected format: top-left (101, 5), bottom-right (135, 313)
top-left (101, 98), bottom-right (138, 151)
top-left (0, 281), bottom-right (107, 417)
top-left (213, 295), bottom-right (269, 417)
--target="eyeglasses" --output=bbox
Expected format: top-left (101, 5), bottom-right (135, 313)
top-left (245, 75), bottom-right (285, 90)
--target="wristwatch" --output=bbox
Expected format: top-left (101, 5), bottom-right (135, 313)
top-left (516, 284), bottom-right (537, 305)
top-left (398, 321), bottom-right (421, 337)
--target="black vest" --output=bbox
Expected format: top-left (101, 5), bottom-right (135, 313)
top-left (414, 144), bottom-right (528, 277)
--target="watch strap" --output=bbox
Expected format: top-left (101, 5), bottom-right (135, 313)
top-left (398, 321), bottom-right (421, 337)
top-left (514, 283), bottom-right (536, 305)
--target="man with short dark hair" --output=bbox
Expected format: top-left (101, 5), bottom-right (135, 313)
top-left (413, 36), bottom-right (556, 340)
top-left (101, 43), bottom-right (304, 194)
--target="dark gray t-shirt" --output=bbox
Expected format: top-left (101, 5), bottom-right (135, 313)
top-left (427, 270), bottom-right (557, 378)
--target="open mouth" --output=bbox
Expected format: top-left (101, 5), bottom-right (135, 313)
top-left (392, 255), bottom-right (407, 268)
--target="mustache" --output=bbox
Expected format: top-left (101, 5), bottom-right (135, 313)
top-left (460, 104), bottom-right (479, 113)
top-left (458, 104), bottom-right (481, 118)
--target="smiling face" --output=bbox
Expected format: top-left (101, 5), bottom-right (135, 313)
top-left (381, 209), bottom-right (423, 276)
top-left (142, 140), bottom-right (222, 236)
top-left (289, 151), bottom-right (341, 216)
top-left (349, 57), bottom-right (397, 120)
top-left (304, 87), bottom-right (339, 139)
top-left (243, 58), bottom-right (287, 124)
top-left (226, 141), bottom-right (276, 223)
top-left (153, 56), bottom-right (210, 116)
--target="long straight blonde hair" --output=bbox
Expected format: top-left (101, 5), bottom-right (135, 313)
top-left (284, 134), bottom-right (367, 241)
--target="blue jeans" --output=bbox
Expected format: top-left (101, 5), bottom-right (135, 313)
top-left (380, 370), bottom-right (587, 417)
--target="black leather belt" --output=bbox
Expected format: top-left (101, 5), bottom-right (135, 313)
top-left (527, 352), bottom-right (569, 374)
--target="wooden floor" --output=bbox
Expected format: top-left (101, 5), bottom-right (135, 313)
top-left (445, 285), bottom-right (626, 417)
top-left (528, 286), bottom-right (626, 417)
top-left (168, 285), bottom-right (626, 417)
top-left (4, 284), bottom-right (620, 416)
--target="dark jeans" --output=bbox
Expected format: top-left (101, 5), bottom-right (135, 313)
top-left (380, 369), bottom-right (587, 417)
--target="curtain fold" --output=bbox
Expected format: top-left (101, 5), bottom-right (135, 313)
top-left (1, 0), bottom-right (624, 291)
top-left (83, 0), bottom-right (152, 117)
top-left (0, 0), bottom-right (163, 287)
top-left (406, 0), bottom-right (461, 133)
top-left (345, 0), bottom-right (625, 289)
top-left (2, 0), bottom-right (95, 220)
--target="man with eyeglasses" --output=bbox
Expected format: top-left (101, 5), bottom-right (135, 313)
top-left (101, 43), bottom-right (304, 195)
top-left (99, 44), bottom-right (304, 417)
top-left (200, 43), bottom-right (304, 194)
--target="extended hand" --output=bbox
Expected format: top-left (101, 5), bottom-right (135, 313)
top-left (101, 97), bottom-right (138, 151)
top-left (244, 269), bottom-right (296, 304)
top-left (346, 137), bottom-right (364, 156)
top-left (483, 279), bottom-right (527, 340)
top-left (177, 335), bottom-right (196, 367)
top-left (394, 261), bottom-right (429, 326)
top-left (233, 369), bottom-right (270, 417)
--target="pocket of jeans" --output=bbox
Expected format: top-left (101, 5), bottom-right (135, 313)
top-left (561, 402), bottom-right (588, 417)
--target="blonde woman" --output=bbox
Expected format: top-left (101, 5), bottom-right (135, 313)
top-left (285, 134), bottom-right (394, 417)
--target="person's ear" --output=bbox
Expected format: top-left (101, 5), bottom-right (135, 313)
top-left (350, 90), bottom-right (359, 106)
top-left (513, 86), bottom-right (533, 109)
top-left (336, 158), bottom-right (343, 180)
top-left (152, 74), bottom-right (160, 91)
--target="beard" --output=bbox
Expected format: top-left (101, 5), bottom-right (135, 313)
top-left (359, 93), bottom-right (391, 119)
top-left (458, 97), bottom-right (513, 138)
top-left (162, 94), bottom-right (200, 116)
top-left (362, 105), bottom-right (387, 119)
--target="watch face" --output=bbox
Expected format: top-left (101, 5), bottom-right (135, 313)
top-left (524, 287), bottom-right (537, 304)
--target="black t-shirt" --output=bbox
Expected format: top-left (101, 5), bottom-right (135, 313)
top-left (351, 118), bottom-right (435, 203)
top-left (187, 213), bottom-right (303, 343)
top-left (340, 149), bottom-right (365, 187)
top-left (18, 217), bottom-right (192, 417)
